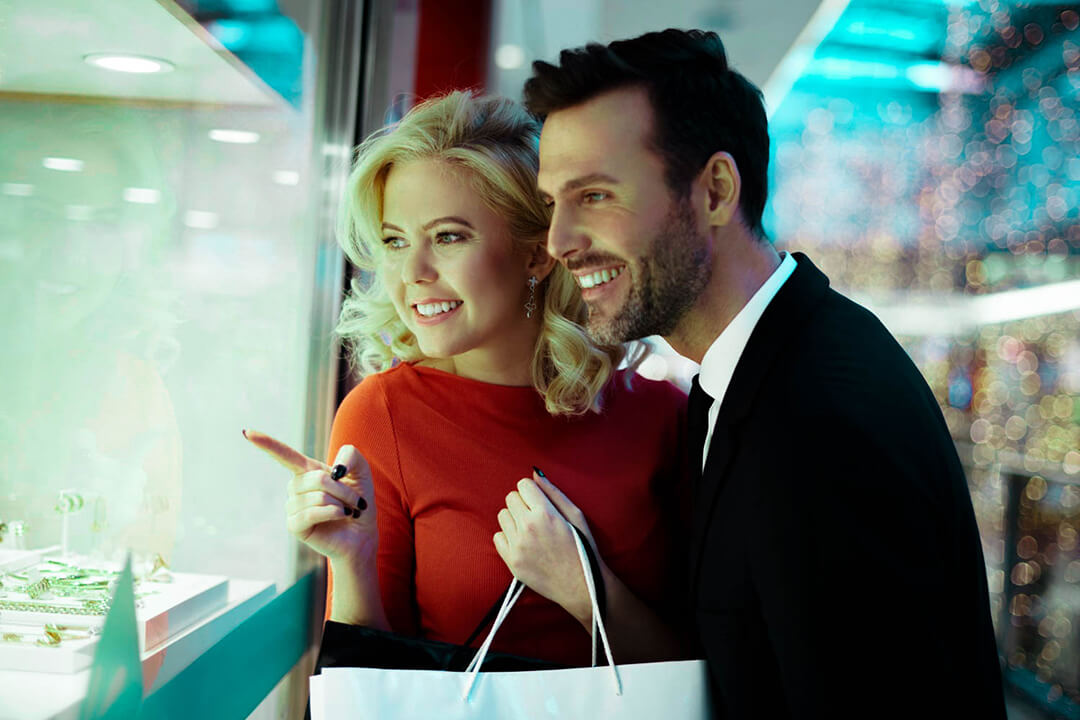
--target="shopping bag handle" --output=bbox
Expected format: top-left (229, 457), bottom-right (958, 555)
top-left (461, 520), bottom-right (622, 701)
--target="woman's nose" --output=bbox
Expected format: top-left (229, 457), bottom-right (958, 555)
top-left (401, 243), bottom-right (437, 284)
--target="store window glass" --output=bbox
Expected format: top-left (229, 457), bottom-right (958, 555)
top-left (0, 0), bottom-right (359, 711)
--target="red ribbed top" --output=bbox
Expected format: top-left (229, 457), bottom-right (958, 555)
top-left (327, 362), bottom-right (687, 667)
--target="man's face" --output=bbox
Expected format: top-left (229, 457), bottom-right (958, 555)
top-left (537, 86), bottom-right (712, 344)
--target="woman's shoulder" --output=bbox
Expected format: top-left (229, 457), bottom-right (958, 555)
top-left (335, 364), bottom-right (415, 423)
top-left (329, 366), bottom-right (420, 462)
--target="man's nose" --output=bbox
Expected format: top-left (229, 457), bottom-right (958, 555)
top-left (547, 205), bottom-right (589, 262)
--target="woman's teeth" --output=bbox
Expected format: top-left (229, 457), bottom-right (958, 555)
top-left (416, 300), bottom-right (461, 317)
top-left (577, 267), bottom-right (622, 289)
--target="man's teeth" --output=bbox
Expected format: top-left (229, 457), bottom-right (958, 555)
top-left (578, 267), bottom-right (622, 289)
top-left (416, 300), bottom-right (462, 317)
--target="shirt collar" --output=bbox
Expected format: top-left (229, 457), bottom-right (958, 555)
top-left (699, 252), bottom-right (797, 404)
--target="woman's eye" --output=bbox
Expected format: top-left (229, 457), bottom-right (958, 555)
top-left (583, 191), bottom-right (607, 204)
top-left (435, 231), bottom-right (466, 244)
top-left (383, 236), bottom-right (407, 249)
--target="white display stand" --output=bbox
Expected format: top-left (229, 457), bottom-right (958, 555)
top-left (1, 566), bottom-right (231, 675)
top-left (0, 624), bottom-right (96, 675)
top-left (0, 549), bottom-right (58, 575)
top-left (0, 571), bottom-right (229, 657)
top-left (0, 579), bottom-right (275, 720)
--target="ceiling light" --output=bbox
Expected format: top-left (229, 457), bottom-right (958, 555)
top-left (209, 129), bottom-right (261, 144)
top-left (495, 44), bottom-right (526, 70)
top-left (272, 170), bottom-right (300, 186)
top-left (321, 143), bottom-right (350, 158)
top-left (43, 157), bottom-right (84, 172)
top-left (1, 183), bottom-right (34, 197)
top-left (84, 53), bottom-right (174, 74)
top-left (184, 210), bottom-right (219, 229)
top-left (123, 188), bottom-right (161, 204)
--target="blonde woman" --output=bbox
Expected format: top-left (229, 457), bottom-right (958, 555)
top-left (247, 92), bottom-right (687, 665)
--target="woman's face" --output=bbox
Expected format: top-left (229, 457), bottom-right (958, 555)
top-left (378, 158), bottom-right (535, 363)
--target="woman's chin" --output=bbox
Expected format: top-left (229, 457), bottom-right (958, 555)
top-left (414, 341), bottom-right (460, 362)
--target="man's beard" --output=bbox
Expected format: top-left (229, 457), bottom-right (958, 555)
top-left (586, 196), bottom-right (712, 345)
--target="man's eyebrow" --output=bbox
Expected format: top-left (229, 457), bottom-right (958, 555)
top-left (554, 173), bottom-right (621, 195)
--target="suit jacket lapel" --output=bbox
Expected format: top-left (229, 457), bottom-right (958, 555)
top-left (690, 253), bottom-right (832, 599)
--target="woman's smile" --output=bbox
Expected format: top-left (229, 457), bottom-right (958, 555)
top-left (412, 299), bottom-right (463, 325)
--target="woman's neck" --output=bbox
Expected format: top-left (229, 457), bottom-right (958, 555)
top-left (425, 321), bottom-right (542, 387)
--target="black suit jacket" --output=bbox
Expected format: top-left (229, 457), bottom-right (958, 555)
top-left (690, 253), bottom-right (1005, 719)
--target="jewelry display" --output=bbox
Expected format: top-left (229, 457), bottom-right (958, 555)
top-left (0, 549), bottom-right (230, 673)
top-left (7, 521), bottom-right (26, 551)
top-left (0, 622), bottom-right (97, 648)
top-left (2, 628), bottom-right (62, 648)
top-left (55, 489), bottom-right (85, 557)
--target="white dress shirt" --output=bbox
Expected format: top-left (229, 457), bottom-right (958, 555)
top-left (698, 252), bottom-right (797, 470)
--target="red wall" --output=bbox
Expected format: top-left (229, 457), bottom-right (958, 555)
top-left (413, 0), bottom-right (493, 98)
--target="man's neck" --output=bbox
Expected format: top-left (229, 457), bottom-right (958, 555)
top-left (665, 240), bottom-right (782, 364)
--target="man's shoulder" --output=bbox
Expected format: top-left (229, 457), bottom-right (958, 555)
top-left (784, 288), bottom-right (917, 380)
top-left (752, 286), bottom-right (937, 426)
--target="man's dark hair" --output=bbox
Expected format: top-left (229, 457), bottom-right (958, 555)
top-left (524, 28), bottom-right (769, 237)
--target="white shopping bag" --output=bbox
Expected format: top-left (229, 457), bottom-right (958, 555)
top-left (310, 524), bottom-right (711, 719)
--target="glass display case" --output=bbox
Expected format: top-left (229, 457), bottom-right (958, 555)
top-left (0, 0), bottom-right (393, 716)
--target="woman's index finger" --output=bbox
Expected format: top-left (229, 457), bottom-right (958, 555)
top-left (244, 429), bottom-right (326, 474)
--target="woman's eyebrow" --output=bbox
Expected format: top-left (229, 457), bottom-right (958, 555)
top-left (381, 216), bottom-right (476, 233)
top-left (421, 216), bottom-right (475, 231)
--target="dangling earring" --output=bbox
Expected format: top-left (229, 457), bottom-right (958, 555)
top-left (525, 276), bottom-right (538, 319)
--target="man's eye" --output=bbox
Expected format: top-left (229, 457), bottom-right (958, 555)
top-left (583, 191), bottom-right (607, 204)
top-left (435, 232), bottom-right (466, 244)
top-left (383, 236), bottom-right (407, 249)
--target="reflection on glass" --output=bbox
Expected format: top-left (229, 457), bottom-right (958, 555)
top-left (0, 5), bottom-right (324, 594)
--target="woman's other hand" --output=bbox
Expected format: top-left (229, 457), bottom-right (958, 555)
top-left (244, 430), bottom-right (378, 567)
top-left (493, 469), bottom-right (604, 628)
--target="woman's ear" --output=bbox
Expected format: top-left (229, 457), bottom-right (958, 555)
top-left (525, 235), bottom-right (558, 283)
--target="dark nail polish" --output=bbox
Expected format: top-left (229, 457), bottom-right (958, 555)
top-left (356, 497), bottom-right (368, 511)
top-left (331, 464), bottom-right (347, 481)
top-left (532, 466), bottom-right (546, 479)
top-left (351, 507), bottom-right (362, 518)
top-left (241, 429), bottom-right (248, 439)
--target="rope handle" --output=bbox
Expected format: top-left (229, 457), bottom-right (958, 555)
top-left (461, 519), bottom-right (622, 701)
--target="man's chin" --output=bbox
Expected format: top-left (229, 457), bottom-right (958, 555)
top-left (585, 310), bottom-right (630, 346)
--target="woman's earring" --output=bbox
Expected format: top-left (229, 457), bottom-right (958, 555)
top-left (525, 276), bottom-right (539, 319)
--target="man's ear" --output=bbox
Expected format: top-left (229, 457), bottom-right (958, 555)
top-left (699, 151), bottom-right (741, 228)
top-left (525, 235), bottom-right (558, 282)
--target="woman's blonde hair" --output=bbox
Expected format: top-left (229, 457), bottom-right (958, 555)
top-left (336, 91), bottom-right (626, 415)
